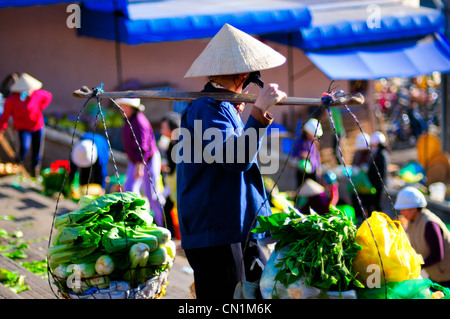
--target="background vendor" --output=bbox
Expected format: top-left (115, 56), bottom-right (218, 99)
top-left (69, 132), bottom-right (109, 196)
top-left (395, 186), bottom-right (450, 287)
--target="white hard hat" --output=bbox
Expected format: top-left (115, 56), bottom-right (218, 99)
top-left (72, 139), bottom-right (98, 168)
top-left (394, 186), bottom-right (427, 210)
top-left (370, 131), bottom-right (386, 146)
top-left (355, 133), bottom-right (370, 150)
top-left (303, 118), bottom-right (323, 137)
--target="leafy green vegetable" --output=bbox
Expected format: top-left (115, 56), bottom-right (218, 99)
top-left (48, 191), bottom-right (174, 294)
top-left (0, 242), bottom-right (29, 260)
top-left (147, 246), bottom-right (170, 266)
top-left (129, 243), bottom-right (150, 286)
top-left (0, 215), bottom-right (15, 221)
top-left (73, 263), bottom-right (96, 278)
top-left (47, 243), bottom-right (97, 266)
top-left (3, 250), bottom-right (28, 259)
top-left (0, 228), bottom-right (22, 239)
top-left (18, 260), bottom-right (48, 279)
top-left (95, 255), bottom-right (115, 275)
top-left (253, 206), bottom-right (363, 292)
top-left (101, 227), bottom-right (158, 254)
top-left (0, 269), bottom-right (30, 293)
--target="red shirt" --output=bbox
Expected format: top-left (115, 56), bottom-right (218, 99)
top-left (0, 89), bottom-right (52, 132)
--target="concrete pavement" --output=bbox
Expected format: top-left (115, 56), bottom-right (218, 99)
top-left (0, 173), bottom-right (193, 299)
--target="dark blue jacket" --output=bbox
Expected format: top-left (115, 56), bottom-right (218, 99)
top-left (176, 84), bottom-right (271, 249)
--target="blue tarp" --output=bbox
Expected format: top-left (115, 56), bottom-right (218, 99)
top-left (299, 3), bottom-right (445, 50)
top-left (261, 2), bottom-right (450, 79)
top-left (304, 33), bottom-right (450, 80)
top-left (263, 2), bottom-right (445, 50)
top-left (78, 0), bottom-right (312, 45)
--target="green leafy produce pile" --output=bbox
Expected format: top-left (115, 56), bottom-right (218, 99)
top-left (253, 206), bottom-right (364, 292)
top-left (47, 192), bottom-right (175, 295)
top-left (0, 269), bottom-right (29, 293)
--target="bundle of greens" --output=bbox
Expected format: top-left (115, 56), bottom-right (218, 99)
top-left (47, 192), bottom-right (175, 295)
top-left (0, 269), bottom-right (29, 293)
top-left (253, 206), bottom-right (363, 293)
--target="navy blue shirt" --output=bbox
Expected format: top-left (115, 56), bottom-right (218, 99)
top-left (176, 83), bottom-right (271, 249)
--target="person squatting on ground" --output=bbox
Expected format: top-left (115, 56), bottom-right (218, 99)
top-left (118, 98), bottom-right (165, 226)
top-left (395, 186), bottom-right (450, 287)
top-left (0, 73), bottom-right (52, 177)
top-left (177, 24), bottom-right (287, 299)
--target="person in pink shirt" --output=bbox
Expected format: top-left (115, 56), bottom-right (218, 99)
top-left (0, 73), bottom-right (52, 177)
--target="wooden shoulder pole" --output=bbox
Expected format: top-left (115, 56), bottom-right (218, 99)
top-left (72, 86), bottom-right (364, 107)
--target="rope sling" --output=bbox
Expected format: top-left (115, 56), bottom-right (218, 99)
top-left (241, 83), bottom-right (396, 299)
top-left (61, 82), bottom-right (397, 299)
top-left (47, 84), bottom-right (169, 299)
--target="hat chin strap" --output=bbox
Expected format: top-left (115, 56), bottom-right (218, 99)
top-left (242, 71), bottom-right (264, 91)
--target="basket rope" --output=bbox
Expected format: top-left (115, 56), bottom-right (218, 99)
top-left (242, 83), bottom-right (396, 299)
top-left (47, 84), bottom-right (168, 299)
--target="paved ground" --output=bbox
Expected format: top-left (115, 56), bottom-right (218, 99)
top-left (0, 174), bottom-right (194, 299)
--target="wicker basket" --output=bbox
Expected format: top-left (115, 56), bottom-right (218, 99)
top-left (55, 270), bottom-right (170, 299)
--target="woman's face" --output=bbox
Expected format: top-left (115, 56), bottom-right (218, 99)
top-left (121, 105), bottom-right (135, 118)
top-left (400, 207), bottom-right (420, 221)
top-left (161, 121), bottom-right (172, 138)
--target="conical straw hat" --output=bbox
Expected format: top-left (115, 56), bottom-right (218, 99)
top-left (185, 24), bottom-right (286, 78)
top-left (10, 73), bottom-right (42, 92)
top-left (298, 179), bottom-right (325, 197)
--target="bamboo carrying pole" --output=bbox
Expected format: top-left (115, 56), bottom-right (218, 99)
top-left (72, 86), bottom-right (365, 107)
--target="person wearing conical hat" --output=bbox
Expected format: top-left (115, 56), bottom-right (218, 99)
top-left (297, 178), bottom-right (332, 215)
top-left (292, 118), bottom-right (323, 189)
top-left (0, 73), bottom-right (52, 177)
top-left (178, 24), bottom-right (287, 299)
top-left (117, 98), bottom-right (166, 227)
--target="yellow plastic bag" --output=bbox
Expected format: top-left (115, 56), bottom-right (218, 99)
top-left (352, 212), bottom-right (424, 286)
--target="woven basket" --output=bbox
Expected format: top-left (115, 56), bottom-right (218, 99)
top-left (55, 270), bottom-right (170, 299)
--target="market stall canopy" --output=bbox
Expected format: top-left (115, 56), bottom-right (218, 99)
top-left (0, 0), bottom-right (76, 7)
top-left (77, 0), bottom-right (312, 44)
top-left (264, 0), bottom-right (450, 79)
top-left (292, 1), bottom-right (445, 50)
top-left (304, 33), bottom-right (450, 80)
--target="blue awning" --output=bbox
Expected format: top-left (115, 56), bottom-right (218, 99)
top-left (299, 1), bottom-right (445, 50)
top-left (260, 1), bottom-right (449, 80)
top-left (263, 1), bottom-right (446, 50)
top-left (304, 33), bottom-right (450, 80)
top-left (0, 0), bottom-right (76, 8)
top-left (77, 0), bottom-right (311, 45)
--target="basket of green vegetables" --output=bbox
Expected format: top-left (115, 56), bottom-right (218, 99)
top-left (253, 206), bottom-right (363, 299)
top-left (47, 192), bottom-right (175, 299)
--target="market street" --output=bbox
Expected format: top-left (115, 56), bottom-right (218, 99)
top-left (0, 174), bottom-right (194, 299)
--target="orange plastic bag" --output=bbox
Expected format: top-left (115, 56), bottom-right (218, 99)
top-left (352, 212), bottom-right (424, 287)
